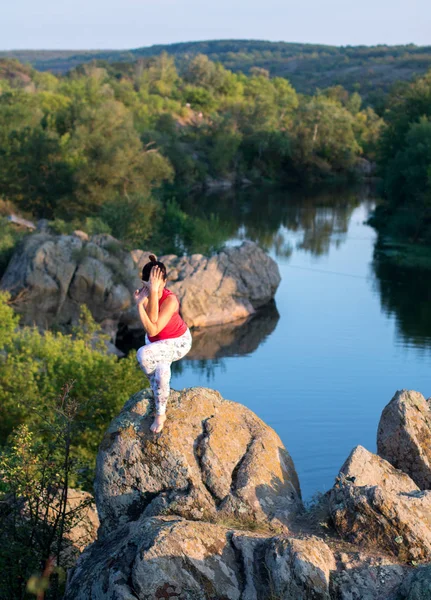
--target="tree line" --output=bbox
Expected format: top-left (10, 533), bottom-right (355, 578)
top-left (0, 53), bottom-right (383, 254)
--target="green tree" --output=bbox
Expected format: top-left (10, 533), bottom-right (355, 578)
top-left (0, 126), bottom-right (74, 217)
top-left (64, 100), bottom-right (173, 213)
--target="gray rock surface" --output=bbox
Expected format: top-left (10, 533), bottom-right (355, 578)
top-left (0, 232), bottom-right (132, 331)
top-left (128, 241), bottom-right (281, 328)
top-left (329, 445), bottom-right (431, 562)
top-left (61, 489), bottom-right (100, 568)
top-left (1, 234), bottom-right (280, 336)
top-left (65, 515), bottom-right (336, 600)
top-left (95, 387), bottom-right (302, 538)
top-left (264, 535), bottom-right (336, 600)
top-left (377, 390), bottom-right (431, 490)
top-left (330, 551), bottom-right (406, 600)
top-left (395, 566), bottom-right (431, 599)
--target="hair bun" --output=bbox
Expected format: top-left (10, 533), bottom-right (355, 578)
top-left (149, 254), bottom-right (157, 262)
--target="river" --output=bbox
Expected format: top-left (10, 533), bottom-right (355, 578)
top-left (169, 184), bottom-right (431, 501)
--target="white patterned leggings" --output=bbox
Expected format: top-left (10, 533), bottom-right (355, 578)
top-left (136, 328), bottom-right (192, 415)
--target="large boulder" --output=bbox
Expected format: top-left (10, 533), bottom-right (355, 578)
top-left (0, 232), bottom-right (133, 331)
top-left (128, 241), bottom-right (281, 328)
top-left (95, 387), bottom-right (302, 539)
top-left (377, 390), bottom-right (431, 490)
top-left (65, 515), bottom-right (336, 600)
top-left (329, 445), bottom-right (431, 562)
top-left (1, 234), bottom-right (280, 336)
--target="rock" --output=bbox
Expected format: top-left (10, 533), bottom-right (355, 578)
top-left (6, 214), bottom-right (36, 230)
top-left (61, 489), bottom-right (100, 568)
top-left (162, 241), bottom-right (281, 328)
top-left (95, 387), bottom-right (302, 539)
top-left (329, 445), bottom-right (431, 562)
top-left (264, 535), bottom-right (336, 599)
top-left (0, 232), bottom-right (134, 331)
top-left (73, 230), bottom-right (89, 242)
top-left (4, 488), bottom-right (99, 569)
top-left (330, 551), bottom-right (406, 600)
top-left (377, 390), bottom-right (431, 490)
top-left (1, 233), bottom-right (84, 325)
top-left (65, 515), bottom-right (336, 600)
top-left (396, 566), bottom-right (431, 599)
top-left (1, 235), bottom-right (280, 336)
top-left (64, 516), bottom-right (253, 600)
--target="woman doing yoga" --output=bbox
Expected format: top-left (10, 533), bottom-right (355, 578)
top-left (135, 255), bottom-right (192, 433)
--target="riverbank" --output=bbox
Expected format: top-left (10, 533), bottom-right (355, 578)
top-left (373, 236), bottom-right (431, 270)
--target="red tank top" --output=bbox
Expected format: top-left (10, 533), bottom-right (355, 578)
top-left (147, 288), bottom-right (188, 342)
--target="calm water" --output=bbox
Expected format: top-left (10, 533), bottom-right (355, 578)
top-left (170, 185), bottom-right (431, 501)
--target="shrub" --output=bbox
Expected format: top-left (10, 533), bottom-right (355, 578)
top-left (0, 292), bottom-right (146, 488)
top-left (0, 217), bottom-right (29, 277)
top-left (0, 384), bottom-right (91, 599)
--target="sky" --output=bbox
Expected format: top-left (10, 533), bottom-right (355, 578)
top-left (1, 0), bottom-right (430, 50)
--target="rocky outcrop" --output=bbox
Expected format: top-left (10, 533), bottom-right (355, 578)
top-left (377, 389), bottom-right (431, 490)
top-left (329, 445), bottom-right (431, 562)
top-left (1, 233), bottom-right (280, 337)
top-left (95, 387), bottom-right (302, 538)
top-left (65, 386), bottom-right (351, 600)
top-left (127, 241), bottom-right (281, 329)
top-left (0, 232), bottom-right (133, 332)
top-left (66, 388), bottom-right (431, 599)
top-left (65, 515), bottom-right (336, 600)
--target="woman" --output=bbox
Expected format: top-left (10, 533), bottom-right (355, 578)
top-left (135, 254), bottom-right (192, 433)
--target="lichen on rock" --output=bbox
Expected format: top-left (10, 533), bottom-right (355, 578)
top-left (94, 387), bottom-right (302, 538)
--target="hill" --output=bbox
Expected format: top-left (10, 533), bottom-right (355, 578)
top-left (2, 39), bottom-right (431, 101)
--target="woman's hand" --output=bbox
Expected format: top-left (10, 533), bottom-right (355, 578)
top-left (133, 283), bottom-right (150, 305)
top-left (149, 265), bottom-right (164, 292)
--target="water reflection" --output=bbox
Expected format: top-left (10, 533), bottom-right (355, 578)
top-left (182, 183), bottom-right (371, 258)
top-left (372, 256), bottom-right (431, 349)
top-left (186, 301), bottom-right (279, 360)
top-left (118, 302), bottom-right (279, 363)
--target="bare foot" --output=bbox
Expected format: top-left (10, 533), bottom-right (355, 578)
top-left (150, 414), bottom-right (166, 433)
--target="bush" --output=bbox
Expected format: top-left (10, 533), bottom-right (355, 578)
top-left (48, 216), bottom-right (111, 236)
top-left (0, 384), bottom-right (92, 599)
top-left (0, 293), bottom-right (146, 488)
top-left (0, 217), bottom-right (29, 276)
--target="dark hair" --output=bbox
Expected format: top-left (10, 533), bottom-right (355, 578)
top-left (141, 254), bottom-right (167, 282)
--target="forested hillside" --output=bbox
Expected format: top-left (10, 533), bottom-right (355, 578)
top-left (2, 40), bottom-right (431, 103)
top-left (0, 53), bottom-right (383, 257)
